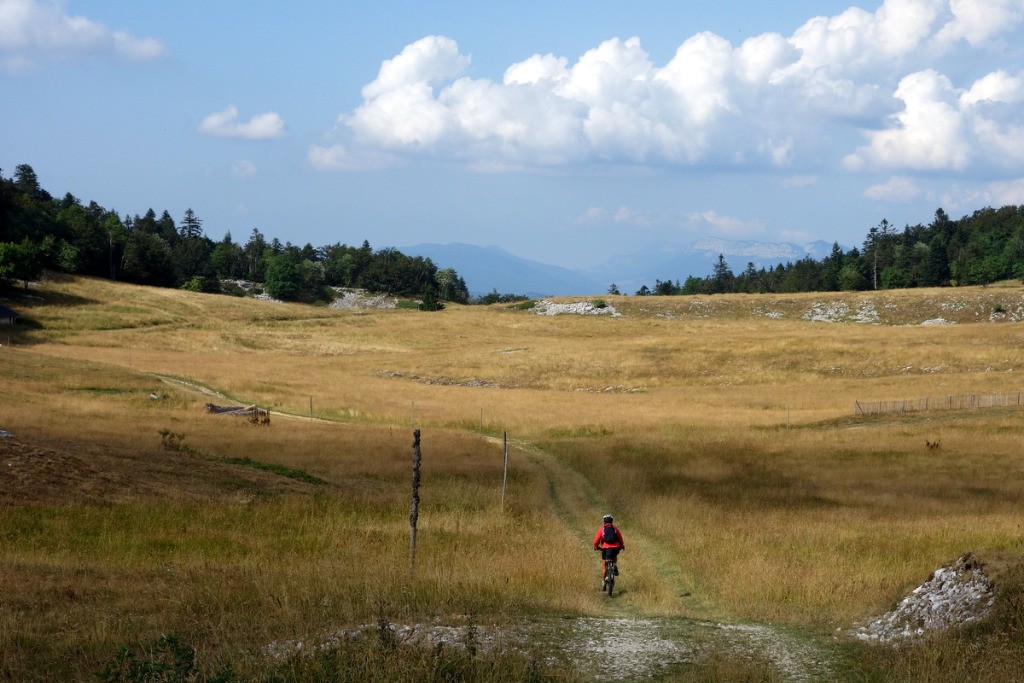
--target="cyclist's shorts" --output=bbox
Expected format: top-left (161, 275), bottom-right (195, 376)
top-left (601, 547), bottom-right (621, 561)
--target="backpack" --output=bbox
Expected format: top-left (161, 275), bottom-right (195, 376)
top-left (602, 524), bottom-right (617, 545)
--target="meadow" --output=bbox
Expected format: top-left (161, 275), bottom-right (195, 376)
top-left (2, 276), bottom-right (1024, 681)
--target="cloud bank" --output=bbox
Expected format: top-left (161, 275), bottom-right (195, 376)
top-left (0, 0), bottom-right (164, 73)
top-left (312, 0), bottom-right (1024, 182)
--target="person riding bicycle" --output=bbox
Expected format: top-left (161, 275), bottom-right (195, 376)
top-left (593, 514), bottom-right (625, 586)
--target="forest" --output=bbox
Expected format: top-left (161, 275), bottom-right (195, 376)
top-left (637, 207), bottom-right (1024, 296)
top-left (0, 164), bottom-right (469, 307)
top-left (3, 162), bottom-right (1024, 301)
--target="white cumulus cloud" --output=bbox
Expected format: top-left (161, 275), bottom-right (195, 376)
top-left (845, 67), bottom-right (1024, 172)
top-left (0, 0), bottom-right (164, 72)
top-left (198, 106), bottom-right (285, 140)
top-left (844, 70), bottom-right (970, 170)
top-left (936, 0), bottom-right (1024, 46)
top-left (320, 1), bottom-right (1024, 180)
top-left (864, 175), bottom-right (922, 200)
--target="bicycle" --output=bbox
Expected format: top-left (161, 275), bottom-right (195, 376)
top-left (601, 558), bottom-right (617, 597)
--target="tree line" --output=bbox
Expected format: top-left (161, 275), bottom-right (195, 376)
top-left (5, 163), bottom-right (1023, 303)
top-left (623, 206), bottom-right (1024, 297)
top-left (0, 163), bottom-right (469, 307)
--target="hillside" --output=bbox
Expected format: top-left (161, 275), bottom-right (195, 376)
top-left (3, 276), bottom-right (1024, 682)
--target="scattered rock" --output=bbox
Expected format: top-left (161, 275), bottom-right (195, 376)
top-left (803, 300), bottom-right (879, 324)
top-left (849, 553), bottom-right (995, 642)
top-left (328, 288), bottom-right (398, 309)
top-left (533, 300), bottom-right (620, 317)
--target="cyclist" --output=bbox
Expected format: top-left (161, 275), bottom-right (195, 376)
top-left (593, 514), bottom-right (625, 588)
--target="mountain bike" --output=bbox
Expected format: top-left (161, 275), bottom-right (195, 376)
top-left (602, 559), bottom-right (617, 597)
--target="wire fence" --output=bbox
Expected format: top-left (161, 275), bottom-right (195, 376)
top-left (855, 391), bottom-right (1023, 416)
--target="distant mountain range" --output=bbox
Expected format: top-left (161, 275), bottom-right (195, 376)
top-left (403, 239), bottom-right (836, 298)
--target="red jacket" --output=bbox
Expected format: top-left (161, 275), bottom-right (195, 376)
top-left (594, 523), bottom-right (625, 550)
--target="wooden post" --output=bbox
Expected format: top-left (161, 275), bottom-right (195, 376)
top-left (409, 429), bottom-right (422, 575)
top-left (500, 431), bottom-right (509, 514)
top-left (309, 395), bottom-right (313, 418)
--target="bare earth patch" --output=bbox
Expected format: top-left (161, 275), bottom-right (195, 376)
top-left (0, 436), bottom-right (322, 506)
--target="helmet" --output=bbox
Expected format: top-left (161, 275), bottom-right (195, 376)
top-left (603, 514), bottom-right (613, 523)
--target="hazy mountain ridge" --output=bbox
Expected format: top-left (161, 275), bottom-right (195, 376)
top-left (404, 239), bottom-right (839, 297)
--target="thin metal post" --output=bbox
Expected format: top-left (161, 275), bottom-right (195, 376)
top-left (500, 432), bottom-right (509, 514)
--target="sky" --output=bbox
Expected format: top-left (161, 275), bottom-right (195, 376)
top-left (2, 0), bottom-right (1024, 269)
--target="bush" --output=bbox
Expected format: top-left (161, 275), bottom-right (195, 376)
top-left (179, 275), bottom-right (220, 293)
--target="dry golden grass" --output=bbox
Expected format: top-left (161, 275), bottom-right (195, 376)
top-left (3, 276), bottom-right (1024, 679)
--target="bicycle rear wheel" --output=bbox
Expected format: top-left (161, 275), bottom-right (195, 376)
top-left (606, 563), bottom-right (615, 597)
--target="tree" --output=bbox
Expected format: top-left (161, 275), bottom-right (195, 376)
top-left (0, 239), bottom-right (44, 291)
top-left (263, 251), bottom-right (303, 300)
top-left (103, 212), bottom-right (128, 280)
top-left (821, 243), bottom-right (844, 291)
top-left (121, 231), bottom-right (176, 286)
top-left (710, 254), bottom-right (734, 293)
top-left (607, 283), bottom-right (620, 295)
top-left (653, 278), bottom-right (679, 295)
top-left (243, 228), bottom-right (269, 281)
top-left (436, 267), bottom-right (469, 304)
top-left (863, 219), bottom-right (894, 289)
top-left (13, 164), bottom-right (43, 200)
top-left (418, 284), bottom-right (445, 311)
top-left (210, 232), bottom-right (245, 279)
top-left (56, 202), bottom-right (106, 275)
top-left (838, 263), bottom-right (866, 291)
top-left (178, 208), bottom-right (204, 239)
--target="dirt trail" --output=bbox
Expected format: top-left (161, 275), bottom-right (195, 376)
top-left (153, 374), bottom-right (319, 422)
top-left (506, 436), bottom-right (837, 681)
top-left (164, 383), bottom-right (837, 680)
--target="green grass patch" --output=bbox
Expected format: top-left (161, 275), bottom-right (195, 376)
top-left (67, 387), bottom-right (152, 395)
top-left (210, 456), bottom-right (326, 485)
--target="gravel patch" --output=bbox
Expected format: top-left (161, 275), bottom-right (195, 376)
top-left (264, 616), bottom-right (834, 681)
top-left (566, 617), bottom-right (694, 680)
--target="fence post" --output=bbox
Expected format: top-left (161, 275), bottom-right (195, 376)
top-left (409, 429), bottom-right (422, 576)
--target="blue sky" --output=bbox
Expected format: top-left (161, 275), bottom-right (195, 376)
top-left (2, 0), bottom-right (1024, 268)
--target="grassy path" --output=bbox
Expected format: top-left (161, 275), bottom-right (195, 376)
top-left (511, 436), bottom-right (839, 681)
top-left (159, 379), bottom-right (839, 681)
